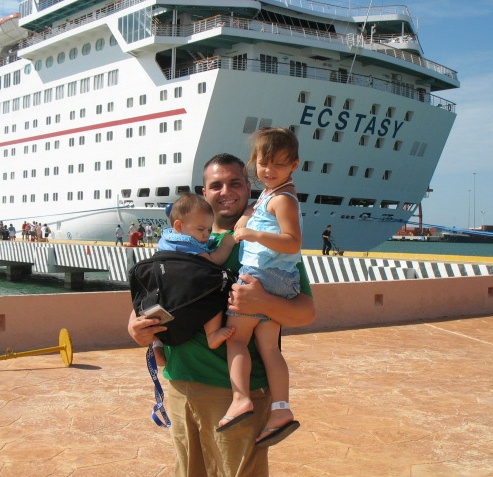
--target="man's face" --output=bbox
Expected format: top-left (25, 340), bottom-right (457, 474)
top-left (202, 163), bottom-right (250, 230)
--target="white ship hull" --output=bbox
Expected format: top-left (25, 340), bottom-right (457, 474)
top-left (0, 0), bottom-right (459, 251)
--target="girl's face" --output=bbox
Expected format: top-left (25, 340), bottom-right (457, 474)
top-left (256, 149), bottom-right (299, 189)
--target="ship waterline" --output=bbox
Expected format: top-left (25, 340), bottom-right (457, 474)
top-left (0, 0), bottom-right (458, 251)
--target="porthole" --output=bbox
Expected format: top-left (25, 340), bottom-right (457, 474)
top-left (46, 56), bottom-right (53, 67)
top-left (95, 38), bottom-right (105, 51)
top-left (82, 43), bottom-right (91, 55)
top-left (69, 47), bottom-right (78, 60)
top-left (34, 60), bottom-right (42, 71)
top-left (57, 52), bottom-right (65, 64)
top-left (24, 64), bottom-right (31, 74)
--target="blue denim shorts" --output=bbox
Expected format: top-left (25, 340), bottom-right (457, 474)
top-left (226, 265), bottom-right (300, 322)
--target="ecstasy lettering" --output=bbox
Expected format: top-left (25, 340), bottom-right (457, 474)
top-left (300, 105), bottom-right (404, 138)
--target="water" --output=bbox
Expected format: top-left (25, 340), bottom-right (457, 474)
top-left (1, 241), bottom-right (492, 296)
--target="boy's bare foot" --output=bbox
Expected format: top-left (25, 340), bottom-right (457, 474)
top-left (207, 326), bottom-right (236, 349)
top-left (217, 396), bottom-right (254, 431)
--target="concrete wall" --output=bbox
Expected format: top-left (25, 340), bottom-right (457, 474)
top-left (1, 276), bottom-right (493, 353)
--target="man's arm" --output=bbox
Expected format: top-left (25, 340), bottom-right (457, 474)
top-left (228, 274), bottom-right (315, 327)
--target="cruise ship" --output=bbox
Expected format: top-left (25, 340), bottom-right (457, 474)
top-left (0, 0), bottom-right (459, 251)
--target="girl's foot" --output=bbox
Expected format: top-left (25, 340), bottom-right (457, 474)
top-left (217, 397), bottom-right (254, 431)
top-left (207, 326), bottom-right (236, 349)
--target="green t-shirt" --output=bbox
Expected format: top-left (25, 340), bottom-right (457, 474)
top-left (163, 231), bottom-right (312, 389)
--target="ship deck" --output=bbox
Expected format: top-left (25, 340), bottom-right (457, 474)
top-left (2, 315), bottom-right (493, 476)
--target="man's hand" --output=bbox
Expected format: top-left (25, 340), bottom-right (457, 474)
top-left (228, 274), bottom-right (267, 315)
top-left (128, 309), bottom-right (168, 346)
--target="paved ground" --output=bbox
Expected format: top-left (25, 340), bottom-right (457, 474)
top-left (2, 315), bottom-right (493, 477)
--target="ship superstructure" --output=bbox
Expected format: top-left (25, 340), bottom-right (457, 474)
top-left (0, 0), bottom-right (458, 250)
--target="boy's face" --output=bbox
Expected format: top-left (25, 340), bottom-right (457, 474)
top-left (175, 210), bottom-right (214, 244)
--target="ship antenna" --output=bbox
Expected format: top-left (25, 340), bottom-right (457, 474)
top-left (347, 0), bottom-right (374, 81)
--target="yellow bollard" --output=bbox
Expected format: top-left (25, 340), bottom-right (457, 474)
top-left (0, 328), bottom-right (73, 367)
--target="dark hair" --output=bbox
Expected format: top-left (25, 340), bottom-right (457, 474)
top-left (203, 153), bottom-right (248, 185)
top-left (169, 192), bottom-right (213, 224)
top-left (247, 127), bottom-right (299, 179)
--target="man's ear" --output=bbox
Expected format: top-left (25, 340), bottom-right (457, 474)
top-left (174, 219), bottom-right (183, 233)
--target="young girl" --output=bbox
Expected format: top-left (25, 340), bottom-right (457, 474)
top-left (217, 127), bottom-right (302, 447)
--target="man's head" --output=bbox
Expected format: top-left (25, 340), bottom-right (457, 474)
top-left (202, 153), bottom-right (251, 232)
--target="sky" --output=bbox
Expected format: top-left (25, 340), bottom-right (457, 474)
top-left (1, 0), bottom-right (492, 230)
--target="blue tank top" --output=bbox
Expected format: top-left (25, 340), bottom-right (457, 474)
top-left (239, 192), bottom-right (302, 271)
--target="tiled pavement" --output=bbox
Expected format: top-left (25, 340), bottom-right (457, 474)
top-left (2, 316), bottom-right (493, 477)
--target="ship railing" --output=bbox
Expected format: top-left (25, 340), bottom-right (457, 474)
top-left (164, 56), bottom-right (456, 112)
top-left (155, 14), bottom-right (457, 81)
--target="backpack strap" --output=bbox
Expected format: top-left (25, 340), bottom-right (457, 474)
top-left (146, 345), bottom-right (171, 428)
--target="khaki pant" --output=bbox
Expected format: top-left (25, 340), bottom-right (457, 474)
top-left (168, 380), bottom-right (270, 477)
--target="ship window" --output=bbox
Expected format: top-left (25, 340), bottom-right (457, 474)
top-left (68, 192), bottom-right (73, 201)
top-left (12, 98), bottom-right (20, 111)
top-left (80, 78), bottom-right (90, 94)
top-left (53, 193), bottom-right (58, 201)
top-left (95, 133), bottom-right (102, 143)
top-left (110, 35), bottom-right (117, 46)
top-left (56, 85), bottom-right (64, 100)
top-left (321, 163), bottom-right (332, 174)
top-left (370, 104), bottom-right (380, 115)
top-left (126, 128), bottom-right (133, 138)
top-left (174, 120), bottom-right (182, 131)
top-left (156, 187), bottom-right (170, 196)
top-left (348, 166), bottom-right (358, 176)
top-left (96, 38), bottom-right (105, 51)
top-left (174, 87), bottom-right (182, 98)
top-left (198, 82), bottom-right (206, 94)
top-left (380, 200), bottom-right (399, 209)
top-left (68, 165), bottom-right (74, 174)
top-left (25, 64), bottom-right (31, 74)
top-left (297, 193), bottom-right (308, 203)
top-left (77, 191), bottom-right (83, 200)
top-left (23, 95), bottom-right (31, 109)
top-left (69, 48), bottom-right (78, 60)
top-left (46, 56), bottom-right (53, 68)
top-left (105, 190), bottom-right (112, 199)
top-left (24, 145), bottom-right (28, 153)
top-left (417, 143), bottom-right (427, 157)
top-left (82, 43), bottom-right (91, 56)
top-left (69, 138), bottom-right (75, 147)
top-left (32, 144), bottom-right (37, 152)
top-left (78, 164), bottom-right (84, 173)
top-left (410, 141), bottom-right (420, 156)
top-left (55, 140), bottom-right (60, 149)
top-left (46, 116), bottom-right (51, 125)
top-left (57, 52), bottom-right (65, 64)
top-left (160, 122), bottom-right (167, 133)
top-left (301, 161), bottom-right (314, 172)
top-left (79, 137), bottom-right (85, 146)
top-left (45, 142), bottom-right (50, 151)
top-left (68, 82), bottom-right (77, 97)
top-left (33, 92), bottom-right (41, 105)
top-left (139, 95), bottom-right (146, 105)
top-left (138, 188), bottom-right (150, 197)
top-left (138, 156), bottom-right (145, 167)
top-left (343, 99), bottom-right (353, 110)
top-left (313, 129), bottom-right (323, 140)
top-left (258, 118), bottom-right (272, 129)
top-left (173, 153), bottom-right (182, 164)
top-left (139, 126), bottom-right (146, 136)
top-left (260, 54), bottom-right (278, 74)
top-left (2, 173), bottom-right (6, 180)
top-left (243, 117), bottom-right (258, 134)
top-left (95, 162), bottom-right (101, 171)
top-left (23, 170), bottom-right (28, 178)
top-left (108, 70), bottom-right (119, 86)
top-left (30, 194), bottom-right (35, 202)
top-left (125, 158), bottom-right (132, 168)
top-left (386, 107), bottom-right (395, 118)
top-left (364, 168), bottom-right (374, 178)
top-left (107, 131), bottom-right (113, 141)
top-left (374, 138), bottom-right (384, 148)
top-left (382, 170), bottom-right (392, 180)
top-left (405, 111), bottom-right (413, 121)
top-left (314, 195), bottom-right (343, 205)
top-left (54, 167), bottom-right (59, 175)
top-left (324, 96), bottom-right (334, 107)
top-left (332, 131), bottom-right (342, 142)
top-left (106, 160), bottom-right (113, 170)
top-left (127, 98), bottom-right (134, 108)
top-left (359, 135), bottom-right (368, 146)
top-left (43, 193), bottom-right (48, 202)
top-left (348, 198), bottom-right (375, 207)
top-left (290, 61), bottom-right (307, 78)
top-left (297, 92), bottom-right (307, 103)
top-left (121, 189), bottom-right (131, 198)
top-left (393, 140), bottom-right (402, 151)
top-left (35, 60), bottom-right (42, 71)
top-left (96, 105), bottom-right (103, 114)
top-left (176, 186), bottom-right (190, 194)
top-left (94, 190), bottom-right (100, 199)
top-left (107, 102), bottom-right (114, 112)
top-left (160, 90), bottom-right (168, 101)
top-left (94, 74), bottom-right (104, 90)
top-left (159, 154), bottom-right (167, 165)
top-left (44, 89), bottom-right (52, 103)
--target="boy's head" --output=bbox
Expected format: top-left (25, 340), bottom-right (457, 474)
top-left (170, 193), bottom-right (214, 244)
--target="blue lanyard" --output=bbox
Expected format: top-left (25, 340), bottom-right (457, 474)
top-left (146, 345), bottom-right (171, 428)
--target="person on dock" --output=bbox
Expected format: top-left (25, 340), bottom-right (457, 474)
top-left (128, 152), bottom-right (315, 477)
top-left (115, 225), bottom-right (124, 246)
top-left (322, 224), bottom-right (332, 255)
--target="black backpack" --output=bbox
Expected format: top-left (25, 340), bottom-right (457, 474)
top-left (129, 251), bottom-right (238, 346)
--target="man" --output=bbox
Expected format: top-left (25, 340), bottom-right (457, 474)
top-left (128, 153), bottom-right (315, 477)
top-left (322, 224), bottom-right (332, 255)
top-left (115, 224), bottom-right (124, 246)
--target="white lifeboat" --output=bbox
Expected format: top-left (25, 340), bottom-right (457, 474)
top-left (0, 13), bottom-right (29, 49)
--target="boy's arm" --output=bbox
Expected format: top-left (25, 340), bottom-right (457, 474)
top-left (200, 232), bottom-right (235, 265)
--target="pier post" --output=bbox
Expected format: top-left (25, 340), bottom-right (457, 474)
top-left (64, 272), bottom-right (85, 290)
top-left (6, 265), bottom-right (32, 281)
